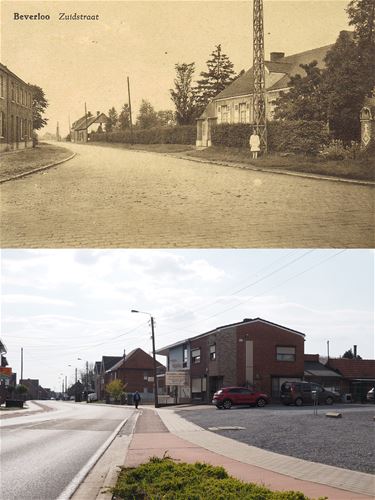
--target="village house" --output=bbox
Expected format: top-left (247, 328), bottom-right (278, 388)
top-left (326, 356), bottom-right (375, 403)
top-left (156, 318), bottom-right (306, 404)
top-left (71, 111), bottom-right (108, 143)
top-left (105, 348), bottom-right (166, 403)
top-left (94, 355), bottom-right (123, 400)
top-left (196, 42), bottom-right (333, 147)
top-left (0, 63), bottom-right (33, 152)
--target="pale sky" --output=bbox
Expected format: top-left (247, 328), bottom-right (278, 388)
top-left (2, 0), bottom-right (350, 135)
top-left (1, 249), bottom-right (373, 391)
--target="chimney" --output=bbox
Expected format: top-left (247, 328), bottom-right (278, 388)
top-left (353, 345), bottom-right (357, 358)
top-left (97, 111), bottom-right (100, 116)
top-left (270, 52), bottom-right (285, 62)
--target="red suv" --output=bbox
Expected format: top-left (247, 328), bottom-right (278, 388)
top-left (212, 386), bottom-right (269, 409)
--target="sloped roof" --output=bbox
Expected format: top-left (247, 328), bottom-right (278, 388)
top-left (102, 356), bottom-right (122, 371)
top-left (156, 317), bottom-right (305, 356)
top-left (214, 43), bottom-right (333, 100)
top-left (107, 348), bottom-right (165, 372)
top-left (304, 361), bottom-right (342, 378)
top-left (326, 358), bottom-right (375, 380)
top-left (72, 113), bottom-right (107, 131)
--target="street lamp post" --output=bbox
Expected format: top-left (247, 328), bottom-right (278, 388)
top-left (131, 309), bottom-right (159, 408)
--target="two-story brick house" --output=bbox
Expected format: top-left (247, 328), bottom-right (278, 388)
top-left (157, 317), bottom-right (306, 404)
top-left (0, 63), bottom-right (33, 152)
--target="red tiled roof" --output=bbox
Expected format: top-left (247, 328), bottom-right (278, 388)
top-left (326, 358), bottom-right (375, 379)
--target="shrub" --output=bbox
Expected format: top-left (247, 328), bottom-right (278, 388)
top-left (112, 457), bottom-right (320, 499)
top-left (319, 139), bottom-right (361, 160)
top-left (211, 121), bottom-right (329, 156)
top-left (91, 125), bottom-right (196, 145)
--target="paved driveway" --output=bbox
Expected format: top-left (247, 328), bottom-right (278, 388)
top-left (1, 143), bottom-right (374, 247)
top-left (176, 404), bottom-right (374, 474)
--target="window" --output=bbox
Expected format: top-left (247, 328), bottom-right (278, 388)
top-left (191, 348), bottom-right (201, 364)
top-left (144, 371), bottom-right (148, 381)
top-left (183, 345), bottom-right (188, 368)
top-left (0, 75), bottom-right (3, 97)
top-left (0, 111), bottom-right (5, 137)
top-left (209, 344), bottom-right (216, 361)
top-left (11, 82), bottom-right (15, 101)
top-left (239, 103), bottom-right (247, 123)
top-left (221, 105), bottom-right (229, 123)
top-left (276, 346), bottom-right (296, 362)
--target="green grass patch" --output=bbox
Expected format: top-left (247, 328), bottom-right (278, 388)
top-left (112, 457), bottom-right (325, 500)
top-left (88, 141), bottom-right (195, 154)
top-left (186, 146), bottom-right (375, 182)
top-left (0, 142), bottom-right (74, 181)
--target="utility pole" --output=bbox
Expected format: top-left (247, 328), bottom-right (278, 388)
top-left (150, 316), bottom-right (159, 408)
top-left (84, 102), bottom-right (88, 142)
top-left (75, 367), bottom-right (78, 384)
top-left (86, 361), bottom-right (89, 394)
top-left (56, 121), bottom-right (60, 142)
top-left (20, 347), bottom-right (23, 381)
top-left (252, 0), bottom-right (267, 153)
top-left (327, 340), bottom-right (330, 359)
top-left (127, 76), bottom-right (134, 145)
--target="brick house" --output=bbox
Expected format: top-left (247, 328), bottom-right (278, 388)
top-left (325, 358), bottom-right (375, 402)
top-left (157, 318), bottom-right (306, 403)
top-left (105, 348), bottom-right (166, 403)
top-left (95, 355), bottom-right (122, 400)
top-left (71, 111), bottom-right (108, 143)
top-left (0, 63), bottom-right (33, 152)
top-left (196, 43), bottom-right (332, 147)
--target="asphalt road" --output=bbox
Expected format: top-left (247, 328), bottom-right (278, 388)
top-left (0, 401), bottom-right (133, 500)
top-left (1, 142), bottom-right (374, 247)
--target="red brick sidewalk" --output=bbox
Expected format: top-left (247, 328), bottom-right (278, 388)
top-left (124, 408), bottom-right (371, 500)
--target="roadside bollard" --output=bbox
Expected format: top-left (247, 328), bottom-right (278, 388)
top-left (312, 390), bottom-right (318, 416)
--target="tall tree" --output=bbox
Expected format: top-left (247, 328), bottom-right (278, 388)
top-left (30, 84), bottom-right (48, 130)
top-left (105, 106), bottom-right (118, 132)
top-left (136, 99), bottom-right (159, 129)
top-left (195, 44), bottom-right (236, 112)
top-left (347, 0), bottom-right (375, 44)
top-left (342, 348), bottom-right (362, 359)
top-left (170, 62), bottom-right (198, 125)
top-left (274, 61), bottom-right (327, 121)
top-left (118, 103), bottom-right (131, 130)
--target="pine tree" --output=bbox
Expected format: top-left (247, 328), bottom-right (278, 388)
top-left (195, 45), bottom-right (236, 112)
top-left (170, 62), bottom-right (198, 125)
top-left (119, 103), bottom-right (131, 130)
top-left (105, 107), bottom-right (118, 132)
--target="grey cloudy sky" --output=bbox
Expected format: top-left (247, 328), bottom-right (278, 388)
top-left (1, 249), bottom-right (373, 390)
top-left (3, 0), bottom-right (350, 135)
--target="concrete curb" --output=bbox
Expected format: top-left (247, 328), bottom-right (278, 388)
top-left (0, 152), bottom-right (76, 184)
top-left (167, 153), bottom-right (375, 187)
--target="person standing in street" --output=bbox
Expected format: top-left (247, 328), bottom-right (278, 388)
top-left (133, 391), bottom-right (141, 409)
top-left (249, 129), bottom-right (261, 159)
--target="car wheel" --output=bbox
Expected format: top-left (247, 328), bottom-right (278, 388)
top-left (222, 399), bottom-right (232, 409)
top-left (216, 405), bottom-right (223, 410)
top-left (325, 396), bottom-right (333, 405)
top-left (295, 397), bottom-right (303, 406)
top-left (256, 398), bottom-right (267, 408)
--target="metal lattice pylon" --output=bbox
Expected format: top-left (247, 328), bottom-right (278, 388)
top-left (252, 0), bottom-right (267, 153)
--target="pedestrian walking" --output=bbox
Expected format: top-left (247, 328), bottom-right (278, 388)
top-left (133, 391), bottom-right (141, 409)
top-left (249, 129), bottom-right (261, 159)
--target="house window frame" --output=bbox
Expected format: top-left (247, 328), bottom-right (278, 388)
top-left (276, 346), bottom-right (296, 362)
top-left (183, 344), bottom-right (188, 368)
top-left (191, 347), bottom-right (201, 364)
top-left (209, 344), bottom-right (216, 361)
top-left (221, 105), bottom-right (228, 123)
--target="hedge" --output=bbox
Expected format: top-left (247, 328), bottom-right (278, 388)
top-left (211, 121), bottom-right (330, 155)
top-left (91, 125), bottom-right (196, 145)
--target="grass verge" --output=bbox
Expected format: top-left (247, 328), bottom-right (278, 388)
top-left (0, 142), bottom-right (74, 181)
top-left (88, 142), bottom-right (374, 182)
top-left (112, 457), bottom-right (325, 500)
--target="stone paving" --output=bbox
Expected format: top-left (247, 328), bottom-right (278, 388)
top-left (1, 143), bottom-right (374, 248)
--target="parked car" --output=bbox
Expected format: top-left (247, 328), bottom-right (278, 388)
top-left (280, 381), bottom-right (338, 406)
top-left (212, 386), bottom-right (270, 409)
top-left (87, 392), bottom-right (98, 402)
top-left (366, 387), bottom-right (374, 402)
